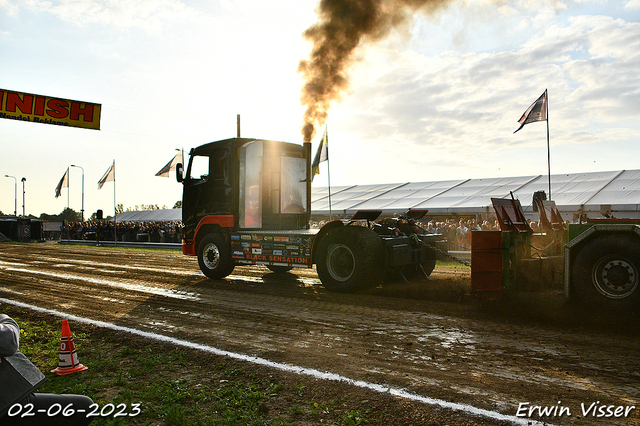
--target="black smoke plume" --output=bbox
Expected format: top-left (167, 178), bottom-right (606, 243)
top-left (298, 0), bottom-right (453, 142)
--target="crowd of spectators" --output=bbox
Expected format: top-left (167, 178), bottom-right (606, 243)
top-left (311, 217), bottom-right (503, 251)
top-left (62, 221), bottom-right (183, 243)
top-left (423, 218), bottom-right (500, 251)
top-left (417, 218), bottom-right (552, 250)
top-left (61, 217), bottom-right (547, 250)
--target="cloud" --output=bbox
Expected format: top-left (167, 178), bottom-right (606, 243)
top-left (13, 0), bottom-right (200, 34)
top-left (333, 11), bottom-right (640, 152)
top-left (0, 0), bottom-right (20, 15)
top-left (626, 0), bottom-right (640, 9)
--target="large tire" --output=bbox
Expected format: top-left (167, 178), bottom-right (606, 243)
top-left (197, 233), bottom-right (235, 279)
top-left (572, 234), bottom-right (640, 309)
top-left (316, 226), bottom-right (385, 292)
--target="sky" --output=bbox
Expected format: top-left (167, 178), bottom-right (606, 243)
top-left (1, 0), bottom-right (639, 219)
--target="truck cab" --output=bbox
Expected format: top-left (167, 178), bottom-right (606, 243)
top-left (178, 138), bottom-right (318, 279)
top-left (178, 137), bottom-right (443, 292)
top-left (180, 138), bottom-right (309, 239)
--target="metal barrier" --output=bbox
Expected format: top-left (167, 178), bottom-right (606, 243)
top-left (58, 240), bottom-right (181, 250)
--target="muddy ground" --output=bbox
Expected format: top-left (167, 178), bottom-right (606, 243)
top-left (0, 242), bottom-right (639, 425)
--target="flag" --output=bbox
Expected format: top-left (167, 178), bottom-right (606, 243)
top-left (98, 162), bottom-right (115, 189)
top-left (311, 127), bottom-right (328, 179)
top-left (155, 151), bottom-right (183, 177)
top-left (55, 168), bottom-right (69, 198)
top-left (514, 90), bottom-right (547, 133)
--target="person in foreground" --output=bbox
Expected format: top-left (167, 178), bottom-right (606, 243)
top-left (0, 313), bottom-right (94, 426)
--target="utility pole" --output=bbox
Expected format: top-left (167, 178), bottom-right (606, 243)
top-left (21, 177), bottom-right (26, 217)
top-left (71, 164), bottom-right (85, 221)
top-left (4, 175), bottom-right (17, 216)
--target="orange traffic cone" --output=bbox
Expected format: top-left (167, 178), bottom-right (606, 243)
top-left (51, 319), bottom-right (88, 376)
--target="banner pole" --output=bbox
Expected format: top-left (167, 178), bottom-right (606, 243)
top-left (546, 89), bottom-right (551, 201)
top-left (113, 160), bottom-right (117, 244)
top-left (304, 141), bottom-right (312, 228)
top-left (326, 128), bottom-right (332, 220)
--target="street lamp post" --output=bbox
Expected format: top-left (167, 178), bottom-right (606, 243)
top-left (21, 177), bottom-right (26, 217)
top-left (70, 164), bottom-right (85, 222)
top-left (4, 175), bottom-right (17, 217)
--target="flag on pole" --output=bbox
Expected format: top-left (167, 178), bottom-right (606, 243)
top-left (55, 168), bottom-right (69, 198)
top-left (98, 162), bottom-right (115, 189)
top-left (155, 151), bottom-right (183, 178)
top-left (311, 127), bottom-right (328, 180)
top-left (514, 90), bottom-right (547, 133)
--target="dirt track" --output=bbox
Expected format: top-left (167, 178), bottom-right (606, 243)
top-left (1, 242), bottom-right (639, 425)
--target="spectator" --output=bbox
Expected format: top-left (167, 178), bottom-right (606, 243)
top-left (456, 220), bottom-right (468, 250)
top-left (62, 221), bottom-right (183, 243)
top-left (0, 314), bottom-right (94, 426)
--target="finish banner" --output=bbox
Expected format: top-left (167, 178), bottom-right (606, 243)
top-left (0, 89), bottom-right (101, 130)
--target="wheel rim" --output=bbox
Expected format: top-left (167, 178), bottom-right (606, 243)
top-left (203, 243), bottom-right (221, 270)
top-left (326, 243), bottom-right (355, 282)
top-left (592, 256), bottom-right (639, 299)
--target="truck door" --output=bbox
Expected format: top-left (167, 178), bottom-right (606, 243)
top-left (238, 140), bottom-right (308, 230)
top-left (182, 145), bottom-right (234, 236)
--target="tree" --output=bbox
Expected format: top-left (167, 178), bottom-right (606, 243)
top-left (60, 208), bottom-right (82, 222)
top-left (38, 208), bottom-right (81, 223)
top-left (173, 201), bottom-right (182, 209)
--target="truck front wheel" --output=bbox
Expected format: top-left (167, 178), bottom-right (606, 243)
top-left (316, 226), bottom-right (384, 292)
top-left (198, 233), bottom-right (235, 279)
top-left (572, 235), bottom-right (640, 309)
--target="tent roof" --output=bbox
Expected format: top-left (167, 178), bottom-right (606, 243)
top-left (115, 209), bottom-right (182, 222)
top-left (116, 169), bottom-right (640, 221)
top-left (312, 169), bottom-right (640, 216)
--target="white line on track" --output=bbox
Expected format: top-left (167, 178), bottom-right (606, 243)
top-left (0, 266), bottom-right (200, 300)
top-left (0, 297), bottom-right (554, 426)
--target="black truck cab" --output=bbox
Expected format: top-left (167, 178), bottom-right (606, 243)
top-left (178, 137), bottom-right (442, 292)
top-left (180, 138), bottom-right (310, 240)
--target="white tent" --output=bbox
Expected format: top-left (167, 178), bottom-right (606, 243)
top-left (116, 169), bottom-right (640, 222)
top-left (312, 169), bottom-right (640, 220)
top-left (115, 209), bottom-right (182, 222)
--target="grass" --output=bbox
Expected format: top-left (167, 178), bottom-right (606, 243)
top-left (435, 259), bottom-right (470, 270)
top-left (4, 306), bottom-right (376, 426)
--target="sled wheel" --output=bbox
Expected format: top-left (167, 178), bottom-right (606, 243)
top-left (572, 234), bottom-right (640, 309)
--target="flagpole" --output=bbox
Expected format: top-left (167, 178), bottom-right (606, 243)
top-left (113, 159), bottom-right (117, 244)
top-left (545, 89), bottom-right (551, 201)
top-left (326, 128), bottom-right (332, 220)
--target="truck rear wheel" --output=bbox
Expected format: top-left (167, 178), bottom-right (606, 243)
top-left (572, 234), bottom-right (640, 309)
top-left (316, 226), bottom-right (384, 292)
top-left (198, 233), bottom-right (235, 279)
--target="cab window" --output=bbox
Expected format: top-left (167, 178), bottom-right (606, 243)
top-left (188, 155), bottom-right (209, 182)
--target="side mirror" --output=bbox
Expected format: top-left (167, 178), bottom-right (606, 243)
top-left (176, 163), bottom-right (184, 183)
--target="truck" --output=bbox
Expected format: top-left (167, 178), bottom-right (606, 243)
top-left (470, 194), bottom-right (640, 309)
top-left (176, 137), bottom-right (443, 292)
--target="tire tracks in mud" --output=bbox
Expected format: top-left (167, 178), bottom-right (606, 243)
top-left (0, 243), bottom-right (639, 425)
